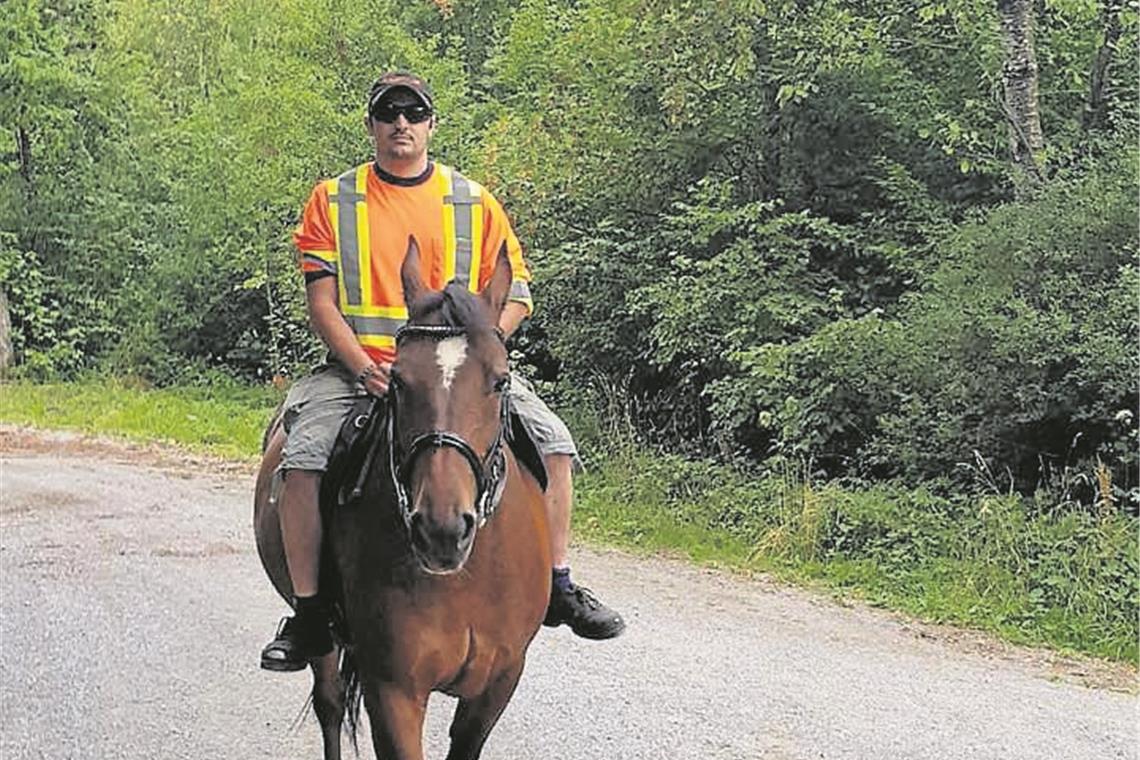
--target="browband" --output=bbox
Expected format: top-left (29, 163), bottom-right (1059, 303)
top-left (396, 324), bottom-right (506, 344)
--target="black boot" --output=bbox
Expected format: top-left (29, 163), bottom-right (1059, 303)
top-left (544, 582), bottom-right (626, 640)
top-left (260, 597), bottom-right (333, 672)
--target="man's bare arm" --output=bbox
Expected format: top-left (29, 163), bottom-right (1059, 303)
top-left (306, 277), bottom-right (390, 394)
top-left (498, 301), bottom-right (529, 339)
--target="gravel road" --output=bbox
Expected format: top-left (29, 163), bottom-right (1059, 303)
top-left (1, 432), bottom-right (1136, 760)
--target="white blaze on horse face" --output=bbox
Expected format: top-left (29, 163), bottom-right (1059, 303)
top-left (435, 336), bottom-right (469, 393)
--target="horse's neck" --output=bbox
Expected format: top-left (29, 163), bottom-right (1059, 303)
top-left (330, 469), bottom-right (418, 579)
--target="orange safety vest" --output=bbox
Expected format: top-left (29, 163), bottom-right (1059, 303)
top-left (301, 162), bottom-right (532, 360)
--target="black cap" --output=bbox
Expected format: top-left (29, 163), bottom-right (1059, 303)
top-left (367, 72), bottom-right (434, 115)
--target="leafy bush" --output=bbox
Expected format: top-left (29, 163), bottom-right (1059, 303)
top-left (575, 439), bottom-right (1138, 659)
top-left (0, 234), bottom-right (103, 379)
top-left (711, 151), bottom-right (1138, 493)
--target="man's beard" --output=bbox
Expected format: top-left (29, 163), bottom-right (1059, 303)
top-left (384, 136), bottom-right (419, 160)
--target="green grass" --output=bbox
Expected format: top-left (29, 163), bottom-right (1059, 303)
top-left (572, 444), bottom-right (1139, 664)
top-left (0, 378), bottom-right (281, 460)
top-left (3, 378), bottom-right (1137, 665)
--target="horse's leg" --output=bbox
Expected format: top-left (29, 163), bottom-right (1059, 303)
top-left (364, 683), bottom-right (427, 760)
top-left (444, 659), bottom-right (526, 760)
top-left (311, 648), bottom-right (344, 760)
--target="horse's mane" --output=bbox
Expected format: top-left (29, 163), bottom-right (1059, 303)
top-left (407, 282), bottom-right (492, 331)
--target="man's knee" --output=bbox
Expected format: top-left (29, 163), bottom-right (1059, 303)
top-left (544, 453), bottom-right (573, 482)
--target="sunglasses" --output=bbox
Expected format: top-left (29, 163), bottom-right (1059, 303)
top-left (370, 102), bottom-right (433, 124)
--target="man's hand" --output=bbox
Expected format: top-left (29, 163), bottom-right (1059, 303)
top-left (358, 361), bottom-right (393, 397)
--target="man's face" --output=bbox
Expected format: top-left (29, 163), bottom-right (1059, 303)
top-left (367, 88), bottom-right (434, 164)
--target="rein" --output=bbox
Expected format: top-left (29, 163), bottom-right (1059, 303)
top-left (386, 324), bottom-right (510, 531)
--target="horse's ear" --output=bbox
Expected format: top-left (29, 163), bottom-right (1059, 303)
top-left (400, 236), bottom-right (425, 309)
top-left (482, 243), bottom-right (513, 317)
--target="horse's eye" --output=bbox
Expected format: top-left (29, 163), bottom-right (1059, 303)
top-left (492, 375), bottom-right (510, 394)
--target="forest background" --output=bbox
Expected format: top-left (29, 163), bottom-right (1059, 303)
top-left (2, 0), bottom-right (1138, 661)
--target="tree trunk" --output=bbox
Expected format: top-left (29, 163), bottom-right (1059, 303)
top-left (1082, 0), bottom-right (1124, 132)
top-left (16, 126), bottom-right (32, 182)
top-left (0, 289), bottom-right (12, 375)
top-left (996, 0), bottom-right (1045, 182)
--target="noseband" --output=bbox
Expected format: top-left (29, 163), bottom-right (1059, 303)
top-left (386, 324), bottom-right (510, 531)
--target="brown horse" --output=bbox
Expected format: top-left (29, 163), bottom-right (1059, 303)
top-left (253, 243), bottom-right (552, 759)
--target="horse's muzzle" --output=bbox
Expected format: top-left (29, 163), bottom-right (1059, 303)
top-left (408, 509), bottom-right (477, 574)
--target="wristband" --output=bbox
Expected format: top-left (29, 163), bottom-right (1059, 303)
top-left (357, 364), bottom-right (379, 384)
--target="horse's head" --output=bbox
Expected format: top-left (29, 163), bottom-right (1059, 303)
top-left (388, 237), bottom-right (514, 574)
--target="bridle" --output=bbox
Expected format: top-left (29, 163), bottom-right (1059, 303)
top-left (386, 324), bottom-right (510, 532)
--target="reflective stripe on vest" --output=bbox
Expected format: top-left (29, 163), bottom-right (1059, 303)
top-left (327, 163), bottom-right (484, 350)
top-left (441, 165), bottom-right (484, 288)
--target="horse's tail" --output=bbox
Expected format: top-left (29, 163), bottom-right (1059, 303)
top-left (341, 646), bottom-right (365, 752)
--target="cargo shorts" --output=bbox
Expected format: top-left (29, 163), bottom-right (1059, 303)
top-left (279, 363), bottom-right (582, 473)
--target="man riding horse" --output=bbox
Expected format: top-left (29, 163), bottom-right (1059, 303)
top-left (262, 71), bottom-right (625, 671)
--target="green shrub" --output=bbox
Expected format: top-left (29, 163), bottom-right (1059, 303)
top-left (0, 235), bottom-right (102, 379)
top-left (574, 438), bottom-right (1138, 659)
top-left (710, 150), bottom-right (1138, 492)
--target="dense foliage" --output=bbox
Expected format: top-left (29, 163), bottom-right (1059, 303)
top-left (3, 0), bottom-right (1137, 503)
